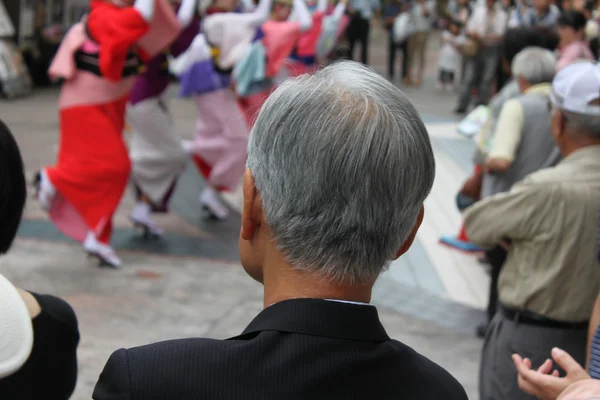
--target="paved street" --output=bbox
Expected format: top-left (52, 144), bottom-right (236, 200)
top-left (0, 26), bottom-right (485, 399)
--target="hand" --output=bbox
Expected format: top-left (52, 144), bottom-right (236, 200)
top-left (460, 172), bottom-right (482, 198)
top-left (512, 348), bottom-right (591, 400)
top-left (558, 379), bottom-right (600, 399)
top-left (484, 158), bottom-right (510, 173)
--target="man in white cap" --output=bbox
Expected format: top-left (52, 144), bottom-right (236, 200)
top-left (463, 60), bottom-right (600, 400)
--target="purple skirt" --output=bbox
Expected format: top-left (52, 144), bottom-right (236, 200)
top-left (179, 59), bottom-right (232, 97)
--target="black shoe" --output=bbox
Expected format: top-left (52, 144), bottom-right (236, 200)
top-left (454, 107), bottom-right (467, 115)
top-left (476, 323), bottom-right (489, 338)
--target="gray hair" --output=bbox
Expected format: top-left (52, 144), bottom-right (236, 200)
top-left (247, 61), bottom-right (435, 284)
top-left (512, 47), bottom-right (556, 85)
top-left (561, 110), bottom-right (600, 138)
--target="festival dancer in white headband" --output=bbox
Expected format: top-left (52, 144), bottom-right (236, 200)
top-left (234, 0), bottom-right (312, 128)
top-left (127, 0), bottom-right (199, 237)
top-left (176, 0), bottom-right (273, 220)
top-left (35, 0), bottom-right (180, 268)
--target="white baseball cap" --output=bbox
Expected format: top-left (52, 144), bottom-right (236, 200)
top-left (0, 274), bottom-right (33, 379)
top-left (550, 61), bottom-right (600, 116)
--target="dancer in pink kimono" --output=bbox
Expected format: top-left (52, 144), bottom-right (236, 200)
top-left (235, 0), bottom-right (313, 127)
top-left (284, 0), bottom-right (328, 77)
top-left (35, 0), bottom-right (180, 268)
top-left (285, 0), bottom-right (348, 77)
top-left (176, 0), bottom-right (273, 220)
top-left (127, 0), bottom-right (199, 236)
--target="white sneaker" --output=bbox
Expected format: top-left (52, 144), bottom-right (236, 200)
top-left (129, 202), bottom-right (164, 236)
top-left (83, 232), bottom-right (122, 268)
top-left (37, 169), bottom-right (56, 211)
top-left (200, 187), bottom-right (229, 220)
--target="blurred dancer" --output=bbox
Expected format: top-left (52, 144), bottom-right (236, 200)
top-left (177, 0), bottom-right (272, 219)
top-left (286, 0), bottom-right (349, 77)
top-left (235, 0), bottom-right (313, 127)
top-left (36, 0), bottom-right (180, 267)
top-left (128, 0), bottom-right (199, 236)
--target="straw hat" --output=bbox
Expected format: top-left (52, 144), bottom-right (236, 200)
top-left (0, 274), bottom-right (34, 379)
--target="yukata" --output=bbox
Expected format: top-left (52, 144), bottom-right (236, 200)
top-left (44, 0), bottom-right (179, 244)
top-left (128, 15), bottom-right (199, 211)
top-left (235, 0), bottom-right (312, 127)
top-left (177, 1), bottom-right (270, 192)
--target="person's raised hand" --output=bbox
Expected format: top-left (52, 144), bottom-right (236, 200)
top-left (512, 348), bottom-right (591, 400)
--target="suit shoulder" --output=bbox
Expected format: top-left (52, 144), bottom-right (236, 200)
top-left (127, 337), bottom-right (225, 361)
top-left (387, 339), bottom-right (468, 399)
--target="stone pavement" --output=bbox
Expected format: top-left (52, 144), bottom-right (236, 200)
top-left (0, 26), bottom-right (485, 399)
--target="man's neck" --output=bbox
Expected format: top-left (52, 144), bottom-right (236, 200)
top-left (261, 255), bottom-right (375, 308)
top-left (561, 140), bottom-right (600, 158)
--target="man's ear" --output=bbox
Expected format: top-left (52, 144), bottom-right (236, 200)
top-left (553, 110), bottom-right (567, 143)
top-left (241, 169), bottom-right (257, 240)
top-left (393, 205), bottom-right (424, 260)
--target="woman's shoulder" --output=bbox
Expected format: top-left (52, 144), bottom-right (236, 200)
top-left (29, 292), bottom-right (79, 334)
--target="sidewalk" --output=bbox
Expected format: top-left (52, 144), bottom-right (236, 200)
top-left (0, 25), bottom-right (484, 399)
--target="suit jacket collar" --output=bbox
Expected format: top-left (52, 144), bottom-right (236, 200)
top-left (235, 298), bottom-right (390, 342)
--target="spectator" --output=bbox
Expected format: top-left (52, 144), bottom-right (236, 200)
top-left (470, 45), bottom-right (561, 337)
top-left (440, 27), bottom-right (559, 275)
top-left (454, 0), bottom-right (508, 114)
top-left (556, 10), bottom-right (595, 70)
top-left (448, 0), bottom-right (472, 25)
top-left (447, 0), bottom-right (472, 82)
top-left (93, 62), bottom-right (469, 400)
top-left (406, 0), bottom-right (436, 86)
top-left (482, 47), bottom-right (560, 194)
top-left (437, 19), bottom-right (465, 91)
top-left (464, 61), bottom-right (600, 400)
top-left (346, 0), bottom-right (380, 64)
top-left (511, 208), bottom-right (600, 400)
top-left (513, 293), bottom-right (600, 399)
top-left (383, 0), bottom-right (410, 82)
top-left (520, 0), bottom-right (561, 27)
top-left (0, 120), bottom-right (80, 399)
top-left (508, 0), bottom-right (531, 27)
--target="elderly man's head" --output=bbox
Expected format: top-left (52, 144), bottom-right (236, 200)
top-left (241, 62), bottom-right (435, 293)
top-left (550, 61), bottom-right (600, 155)
top-left (511, 47), bottom-right (556, 92)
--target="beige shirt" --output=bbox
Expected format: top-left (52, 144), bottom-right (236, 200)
top-left (464, 145), bottom-right (600, 321)
top-left (488, 83), bottom-right (552, 162)
top-left (466, 4), bottom-right (508, 46)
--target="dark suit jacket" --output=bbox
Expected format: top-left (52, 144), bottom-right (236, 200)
top-left (93, 298), bottom-right (468, 399)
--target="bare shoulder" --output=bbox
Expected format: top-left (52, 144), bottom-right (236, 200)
top-left (17, 289), bottom-right (42, 319)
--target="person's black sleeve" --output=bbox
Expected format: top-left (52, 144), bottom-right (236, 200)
top-left (93, 348), bottom-right (133, 400)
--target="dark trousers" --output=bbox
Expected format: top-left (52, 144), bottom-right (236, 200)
top-left (480, 312), bottom-right (587, 400)
top-left (485, 245), bottom-right (507, 322)
top-left (456, 45), bottom-right (500, 110)
top-left (347, 16), bottom-right (370, 65)
top-left (438, 69), bottom-right (455, 84)
top-left (388, 36), bottom-right (408, 79)
top-left (495, 58), bottom-right (510, 92)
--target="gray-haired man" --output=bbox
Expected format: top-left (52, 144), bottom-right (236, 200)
top-left (93, 62), bottom-right (468, 400)
top-left (465, 61), bottom-right (600, 400)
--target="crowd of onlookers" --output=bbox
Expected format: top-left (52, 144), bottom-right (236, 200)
top-left (1, 1), bottom-right (600, 399)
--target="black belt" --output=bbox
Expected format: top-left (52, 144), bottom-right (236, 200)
top-left (501, 306), bottom-right (589, 330)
